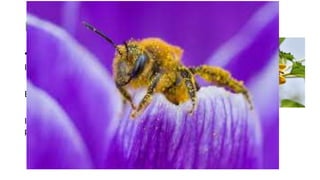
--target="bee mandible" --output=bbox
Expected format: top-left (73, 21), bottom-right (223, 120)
top-left (83, 21), bottom-right (253, 118)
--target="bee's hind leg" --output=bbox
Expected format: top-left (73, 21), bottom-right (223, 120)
top-left (189, 65), bottom-right (253, 109)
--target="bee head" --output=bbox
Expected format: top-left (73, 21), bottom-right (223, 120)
top-left (82, 21), bottom-right (149, 87)
top-left (114, 40), bottom-right (149, 86)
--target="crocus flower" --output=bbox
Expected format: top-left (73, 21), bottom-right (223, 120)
top-left (27, 2), bottom-right (279, 169)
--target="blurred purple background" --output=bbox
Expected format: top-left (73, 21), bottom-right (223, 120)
top-left (28, 2), bottom-right (270, 73)
top-left (27, 1), bottom-right (279, 169)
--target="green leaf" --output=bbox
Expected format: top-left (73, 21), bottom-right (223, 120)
top-left (279, 50), bottom-right (294, 61)
top-left (290, 61), bottom-right (305, 78)
top-left (279, 37), bottom-right (285, 45)
top-left (281, 99), bottom-right (305, 108)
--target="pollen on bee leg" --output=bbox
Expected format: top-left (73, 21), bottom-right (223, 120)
top-left (130, 92), bottom-right (154, 119)
top-left (130, 110), bottom-right (139, 119)
top-left (187, 98), bottom-right (197, 115)
top-left (130, 102), bottom-right (137, 110)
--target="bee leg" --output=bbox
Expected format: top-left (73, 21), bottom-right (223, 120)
top-left (189, 65), bottom-right (253, 109)
top-left (195, 80), bottom-right (200, 91)
top-left (179, 67), bottom-right (197, 114)
top-left (116, 84), bottom-right (136, 110)
top-left (130, 73), bottom-right (161, 119)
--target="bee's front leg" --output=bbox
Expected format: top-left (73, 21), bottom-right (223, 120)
top-left (130, 73), bottom-right (161, 119)
top-left (116, 84), bottom-right (136, 110)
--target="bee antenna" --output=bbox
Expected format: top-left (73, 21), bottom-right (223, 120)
top-left (82, 21), bottom-right (122, 55)
top-left (124, 41), bottom-right (129, 60)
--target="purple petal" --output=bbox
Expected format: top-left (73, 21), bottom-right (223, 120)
top-left (205, 2), bottom-right (279, 168)
top-left (27, 82), bottom-right (92, 168)
top-left (248, 55), bottom-right (279, 168)
top-left (106, 87), bottom-right (262, 169)
top-left (27, 14), bottom-right (121, 168)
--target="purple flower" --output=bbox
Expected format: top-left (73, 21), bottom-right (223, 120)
top-left (27, 2), bottom-right (279, 169)
top-left (105, 88), bottom-right (262, 169)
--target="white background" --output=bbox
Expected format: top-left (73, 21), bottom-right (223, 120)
top-left (0, 0), bottom-right (319, 179)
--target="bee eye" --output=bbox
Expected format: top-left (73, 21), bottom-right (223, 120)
top-left (131, 53), bottom-right (148, 78)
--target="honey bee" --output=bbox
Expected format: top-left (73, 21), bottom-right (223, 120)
top-left (83, 21), bottom-right (253, 118)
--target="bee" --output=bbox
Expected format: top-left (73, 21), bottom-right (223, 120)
top-left (83, 21), bottom-right (253, 118)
